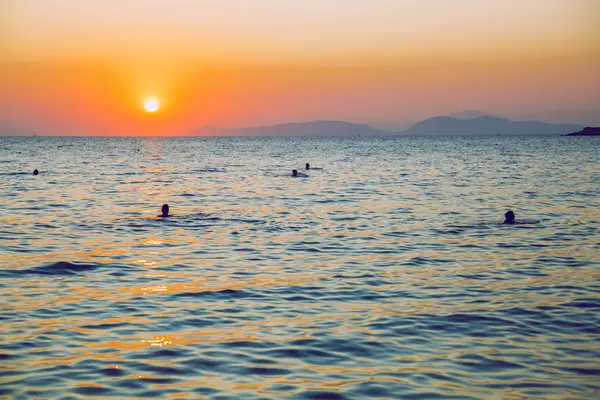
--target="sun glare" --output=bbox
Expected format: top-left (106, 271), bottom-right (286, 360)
top-left (143, 97), bottom-right (160, 113)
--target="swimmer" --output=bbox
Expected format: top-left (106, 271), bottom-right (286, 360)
top-left (305, 163), bottom-right (310, 170)
top-left (160, 204), bottom-right (170, 217)
top-left (33, 169), bottom-right (39, 175)
top-left (292, 169), bottom-right (298, 177)
top-left (503, 210), bottom-right (515, 224)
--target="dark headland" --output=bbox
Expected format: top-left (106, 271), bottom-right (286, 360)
top-left (565, 127), bottom-right (600, 136)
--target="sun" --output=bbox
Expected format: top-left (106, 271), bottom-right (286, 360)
top-left (143, 97), bottom-right (160, 113)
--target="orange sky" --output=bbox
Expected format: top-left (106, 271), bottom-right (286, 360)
top-left (1, 0), bottom-right (599, 135)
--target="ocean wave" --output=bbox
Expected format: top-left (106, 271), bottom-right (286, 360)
top-left (1, 261), bottom-right (132, 277)
top-left (0, 171), bottom-right (29, 176)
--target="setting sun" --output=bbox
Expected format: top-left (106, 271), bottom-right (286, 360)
top-left (143, 97), bottom-right (160, 113)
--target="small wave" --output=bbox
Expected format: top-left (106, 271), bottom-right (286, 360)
top-left (1, 261), bottom-right (133, 277)
top-left (225, 217), bottom-right (265, 224)
top-left (445, 219), bottom-right (541, 229)
top-left (15, 261), bottom-right (100, 276)
top-left (134, 213), bottom-right (221, 227)
top-left (178, 213), bottom-right (216, 221)
top-left (0, 172), bottom-right (29, 176)
top-left (100, 172), bottom-right (137, 176)
top-left (445, 224), bottom-right (492, 230)
top-left (191, 168), bottom-right (227, 173)
top-left (266, 172), bottom-right (310, 178)
top-left (513, 219), bottom-right (541, 225)
top-left (40, 261), bottom-right (107, 275)
top-left (173, 288), bottom-right (263, 300)
top-left (151, 179), bottom-right (175, 183)
top-left (145, 215), bottom-right (178, 222)
top-left (330, 216), bottom-right (359, 221)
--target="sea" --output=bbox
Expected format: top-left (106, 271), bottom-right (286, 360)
top-left (1, 135), bottom-right (599, 399)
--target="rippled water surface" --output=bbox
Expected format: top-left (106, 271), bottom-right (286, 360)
top-left (1, 135), bottom-right (599, 399)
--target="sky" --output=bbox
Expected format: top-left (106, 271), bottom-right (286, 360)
top-left (1, 0), bottom-right (599, 135)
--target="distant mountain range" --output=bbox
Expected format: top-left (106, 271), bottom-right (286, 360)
top-left (446, 110), bottom-right (496, 119)
top-left (192, 120), bottom-right (389, 137)
top-left (402, 116), bottom-right (583, 135)
top-left (191, 115), bottom-right (583, 137)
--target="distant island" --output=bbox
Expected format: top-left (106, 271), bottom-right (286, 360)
top-left (191, 120), bottom-right (389, 137)
top-left (401, 116), bottom-right (582, 136)
top-left (565, 127), bottom-right (600, 136)
top-left (191, 116), bottom-right (583, 137)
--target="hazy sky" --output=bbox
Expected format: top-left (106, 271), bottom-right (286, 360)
top-left (1, 0), bottom-right (599, 135)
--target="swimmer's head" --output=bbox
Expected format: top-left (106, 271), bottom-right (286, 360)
top-left (292, 169), bottom-right (298, 177)
top-left (305, 163), bottom-right (310, 170)
top-left (33, 169), bottom-right (39, 175)
top-left (504, 210), bottom-right (515, 224)
top-left (161, 204), bottom-right (169, 217)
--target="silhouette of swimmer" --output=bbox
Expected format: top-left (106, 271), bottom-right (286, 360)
top-left (503, 210), bottom-right (515, 224)
top-left (292, 169), bottom-right (298, 177)
top-left (160, 204), bottom-right (170, 217)
top-left (305, 163), bottom-right (310, 170)
top-left (33, 169), bottom-right (39, 175)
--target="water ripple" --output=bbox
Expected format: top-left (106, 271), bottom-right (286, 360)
top-left (1, 135), bottom-right (599, 399)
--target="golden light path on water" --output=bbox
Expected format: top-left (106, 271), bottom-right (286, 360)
top-left (1, 135), bottom-right (599, 399)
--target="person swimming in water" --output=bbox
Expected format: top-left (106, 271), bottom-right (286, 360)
top-left (503, 210), bottom-right (515, 224)
top-left (33, 169), bottom-right (39, 175)
top-left (305, 163), bottom-right (310, 170)
top-left (161, 204), bottom-right (170, 217)
top-left (292, 169), bottom-right (298, 177)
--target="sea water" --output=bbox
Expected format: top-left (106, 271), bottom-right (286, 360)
top-left (1, 135), bottom-right (599, 399)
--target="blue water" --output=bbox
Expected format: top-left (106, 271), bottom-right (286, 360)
top-left (1, 135), bottom-right (599, 399)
